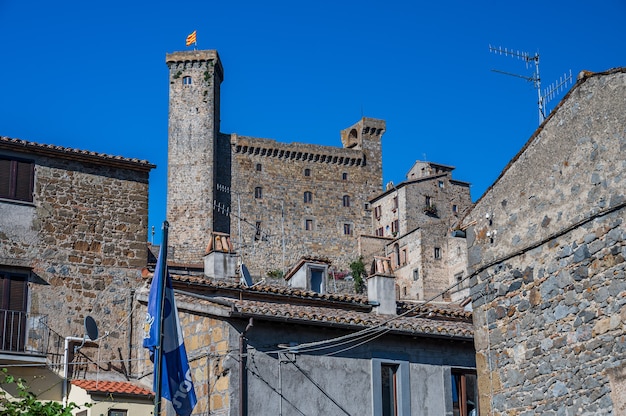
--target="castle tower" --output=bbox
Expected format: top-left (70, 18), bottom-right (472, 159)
top-left (166, 50), bottom-right (224, 264)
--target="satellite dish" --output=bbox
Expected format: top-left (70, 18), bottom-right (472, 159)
top-left (240, 264), bottom-right (253, 287)
top-left (84, 316), bottom-right (99, 341)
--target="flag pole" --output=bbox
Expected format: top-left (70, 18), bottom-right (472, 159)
top-left (154, 221), bottom-right (169, 416)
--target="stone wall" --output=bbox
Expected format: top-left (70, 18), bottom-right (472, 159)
top-left (0, 142), bottom-right (152, 376)
top-left (166, 50), bottom-right (223, 265)
top-left (227, 118), bottom-right (384, 277)
top-left (165, 50), bottom-right (385, 277)
top-left (463, 69), bottom-right (626, 415)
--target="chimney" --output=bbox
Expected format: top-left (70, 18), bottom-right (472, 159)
top-left (367, 257), bottom-right (397, 315)
top-left (204, 232), bottom-right (238, 280)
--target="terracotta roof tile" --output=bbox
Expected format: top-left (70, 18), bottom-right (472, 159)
top-left (0, 136), bottom-right (155, 170)
top-left (71, 380), bottom-right (154, 397)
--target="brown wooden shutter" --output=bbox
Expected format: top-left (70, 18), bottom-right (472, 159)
top-left (0, 159), bottom-right (10, 198)
top-left (15, 161), bottom-right (34, 202)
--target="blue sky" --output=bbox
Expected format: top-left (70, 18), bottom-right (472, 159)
top-left (1, 0), bottom-right (624, 242)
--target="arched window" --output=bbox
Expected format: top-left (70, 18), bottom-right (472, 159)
top-left (304, 168), bottom-right (311, 177)
top-left (256, 163), bottom-right (262, 172)
top-left (254, 187), bottom-right (262, 199)
top-left (342, 172), bottom-right (348, 180)
top-left (343, 195), bottom-right (350, 207)
top-left (304, 191), bottom-right (312, 203)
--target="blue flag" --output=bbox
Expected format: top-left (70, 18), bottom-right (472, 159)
top-left (143, 245), bottom-right (197, 416)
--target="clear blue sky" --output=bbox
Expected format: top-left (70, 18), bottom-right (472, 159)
top-left (1, 0), bottom-right (624, 242)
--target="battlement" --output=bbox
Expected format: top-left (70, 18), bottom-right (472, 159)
top-left (232, 135), bottom-right (367, 167)
top-left (166, 49), bottom-right (224, 80)
top-left (340, 117), bottom-right (386, 149)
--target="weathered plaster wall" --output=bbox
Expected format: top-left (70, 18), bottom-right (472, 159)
top-left (464, 69), bottom-right (626, 415)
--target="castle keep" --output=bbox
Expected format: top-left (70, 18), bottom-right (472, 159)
top-left (166, 50), bottom-right (385, 275)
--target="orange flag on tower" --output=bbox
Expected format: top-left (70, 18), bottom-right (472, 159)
top-left (186, 30), bottom-right (197, 47)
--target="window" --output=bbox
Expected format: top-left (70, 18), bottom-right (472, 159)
top-left (304, 191), bottom-right (312, 203)
top-left (376, 227), bottom-right (384, 237)
top-left (374, 205), bottom-right (382, 219)
top-left (364, 202), bottom-right (370, 210)
top-left (304, 168), bottom-right (311, 177)
top-left (400, 248), bottom-right (407, 266)
top-left (391, 220), bottom-right (399, 235)
top-left (0, 157), bottom-right (34, 203)
top-left (451, 370), bottom-right (479, 416)
top-left (310, 267), bottom-right (325, 293)
top-left (372, 359), bottom-right (410, 415)
top-left (413, 269), bottom-right (419, 281)
top-left (0, 270), bottom-right (29, 352)
top-left (343, 223), bottom-right (352, 235)
top-left (254, 187), bottom-right (262, 199)
top-left (182, 76), bottom-right (192, 85)
top-left (438, 180), bottom-right (444, 188)
top-left (305, 219), bottom-right (313, 231)
top-left (343, 195), bottom-right (350, 207)
top-left (254, 221), bottom-right (262, 241)
top-left (434, 247), bottom-right (441, 259)
top-left (393, 244), bottom-right (400, 268)
top-left (256, 163), bottom-right (262, 172)
top-left (108, 411), bottom-right (128, 416)
top-left (453, 204), bottom-right (458, 214)
top-left (425, 196), bottom-right (432, 207)
top-left (392, 196), bottom-right (398, 211)
top-left (342, 172), bottom-right (348, 180)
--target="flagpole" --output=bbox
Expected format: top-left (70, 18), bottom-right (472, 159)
top-left (154, 221), bottom-right (169, 416)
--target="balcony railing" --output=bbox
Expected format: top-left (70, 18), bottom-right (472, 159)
top-left (0, 309), bottom-right (49, 356)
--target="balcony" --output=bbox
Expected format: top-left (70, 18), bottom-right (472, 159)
top-left (0, 310), bottom-right (49, 364)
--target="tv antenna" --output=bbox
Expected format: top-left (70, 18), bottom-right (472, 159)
top-left (489, 45), bottom-right (572, 124)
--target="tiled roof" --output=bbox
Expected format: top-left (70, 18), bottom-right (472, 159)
top-left (0, 136), bottom-right (155, 171)
top-left (229, 298), bottom-right (473, 338)
top-left (166, 275), bottom-right (474, 339)
top-left (71, 380), bottom-right (154, 397)
top-left (171, 274), bottom-right (370, 307)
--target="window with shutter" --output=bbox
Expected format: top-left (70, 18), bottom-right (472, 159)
top-left (0, 157), bottom-right (34, 202)
top-left (0, 270), bottom-right (29, 352)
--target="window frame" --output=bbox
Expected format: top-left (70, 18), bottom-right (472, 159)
top-left (434, 247), bottom-right (441, 259)
top-left (371, 358), bottom-right (411, 416)
top-left (343, 195), bottom-right (350, 207)
top-left (450, 369), bottom-right (479, 416)
top-left (182, 76), bottom-right (192, 85)
top-left (0, 156), bottom-right (34, 203)
top-left (254, 186), bottom-right (263, 199)
top-left (305, 219), bottom-right (313, 231)
top-left (343, 223), bottom-right (352, 235)
top-left (304, 191), bottom-right (313, 204)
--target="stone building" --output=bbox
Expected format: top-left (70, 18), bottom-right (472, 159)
top-left (462, 68), bottom-right (626, 415)
top-left (0, 136), bottom-right (153, 398)
top-left (136, 255), bottom-right (477, 416)
top-left (364, 161), bottom-right (472, 301)
top-left (166, 50), bottom-right (384, 277)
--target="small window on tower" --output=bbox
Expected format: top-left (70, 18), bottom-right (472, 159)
top-left (305, 219), bottom-right (313, 231)
top-left (182, 76), bottom-right (192, 85)
top-left (304, 191), bottom-right (312, 203)
top-left (304, 168), bottom-right (311, 177)
top-left (256, 163), bottom-right (262, 172)
top-left (343, 195), bottom-right (350, 207)
top-left (254, 187), bottom-right (263, 199)
top-left (342, 172), bottom-right (348, 180)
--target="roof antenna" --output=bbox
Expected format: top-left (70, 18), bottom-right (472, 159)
top-left (489, 45), bottom-right (572, 124)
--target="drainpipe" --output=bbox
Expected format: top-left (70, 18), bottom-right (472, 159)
top-left (239, 318), bottom-right (254, 416)
top-left (128, 289), bottom-right (135, 378)
top-left (62, 336), bottom-right (85, 408)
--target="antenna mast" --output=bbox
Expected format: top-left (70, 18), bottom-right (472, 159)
top-left (489, 45), bottom-right (572, 124)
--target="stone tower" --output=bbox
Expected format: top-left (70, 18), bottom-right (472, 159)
top-left (166, 50), bottom-right (224, 264)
